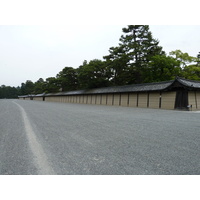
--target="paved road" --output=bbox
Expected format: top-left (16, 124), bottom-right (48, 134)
top-left (1, 99), bottom-right (200, 175)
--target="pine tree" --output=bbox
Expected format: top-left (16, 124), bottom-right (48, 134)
top-left (104, 46), bottom-right (129, 86)
top-left (104, 25), bottom-right (165, 84)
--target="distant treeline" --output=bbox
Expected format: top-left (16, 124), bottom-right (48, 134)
top-left (0, 85), bottom-right (20, 99)
top-left (1, 25), bottom-right (200, 99)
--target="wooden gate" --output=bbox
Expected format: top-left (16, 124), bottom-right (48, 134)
top-left (175, 90), bottom-right (188, 110)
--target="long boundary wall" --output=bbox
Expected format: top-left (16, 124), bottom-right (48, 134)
top-left (18, 76), bottom-right (200, 111)
top-left (20, 91), bottom-right (200, 110)
top-left (22, 91), bottom-right (183, 110)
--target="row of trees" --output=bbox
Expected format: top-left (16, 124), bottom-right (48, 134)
top-left (0, 85), bottom-right (20, 99)
top-left (1, 25), bottom-right (200, 98)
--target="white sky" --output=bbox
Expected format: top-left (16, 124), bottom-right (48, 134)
top-left (0, 0), bottom-right (200, 87)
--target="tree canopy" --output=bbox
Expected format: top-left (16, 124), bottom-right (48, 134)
top-left (104, 25), bottom-right (165, 84)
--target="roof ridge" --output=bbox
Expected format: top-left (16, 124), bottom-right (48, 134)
top-left (177, 76), bottom-right (200, 83)
top-left (105, 79), bottom-right (174, 88)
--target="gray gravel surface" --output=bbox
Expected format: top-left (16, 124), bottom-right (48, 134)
top-left (1, 99), bottom-right (200, 175)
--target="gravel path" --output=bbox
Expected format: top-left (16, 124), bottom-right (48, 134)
top-left (1, 99), bottom-right (200, 174)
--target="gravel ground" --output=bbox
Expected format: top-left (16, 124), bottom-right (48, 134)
top-left (1, 99), bottom-right (200, 175)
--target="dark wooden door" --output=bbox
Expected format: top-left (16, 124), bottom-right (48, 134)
top-left (175, 90), bottom-right (188, 110)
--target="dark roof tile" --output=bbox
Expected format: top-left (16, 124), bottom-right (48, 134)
top-left (18, 77), bottom-right (200, 98)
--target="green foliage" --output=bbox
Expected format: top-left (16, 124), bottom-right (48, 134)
top-left (104, 46), bottom-right (130, 86)
top-left (144, 55), bottom-right (182, 82)
top-left (0, 85), bottom-right (20, 99)
top-left (56, 67), bottom-right (78, 91)
top-left (104, 25), bottom-right (165, 84)
top-left (169, 50), bottom-right (196, 68)
top-left (77, 59), bottom-right (111, 89)
top-left (33, 78), bottom-right (45, 94)
top-left (120, 25), bottom-right (164, 64)
top-left (20, 80), bottom-right (35, 95)
top-left (182, 65), bottom-right (200, 81)
top-left (44, 77), bottom-right (60, 93)
top-left (168, 50), bottom-right (200, 80)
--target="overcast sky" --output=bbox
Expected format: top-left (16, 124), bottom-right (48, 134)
top-left (0, 25), bottom-right (200, 87)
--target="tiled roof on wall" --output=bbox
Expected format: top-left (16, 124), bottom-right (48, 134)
top-left (18, 77), bottom-right (200, 98)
